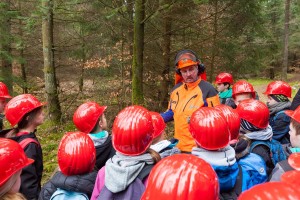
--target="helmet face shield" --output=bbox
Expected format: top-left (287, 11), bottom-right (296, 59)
top-left (176, 52), bottom-right (198, 69)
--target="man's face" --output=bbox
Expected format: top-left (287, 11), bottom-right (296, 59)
top-left (180, 65), bottom-right (199, 83)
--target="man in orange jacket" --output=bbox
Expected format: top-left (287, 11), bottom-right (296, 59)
top-left (161, 49), bottom-right (220, 152)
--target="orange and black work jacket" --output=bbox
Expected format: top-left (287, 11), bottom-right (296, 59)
top-left (161, 78), bottom-right (220, 152)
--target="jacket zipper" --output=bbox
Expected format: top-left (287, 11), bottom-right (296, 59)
top-left (174, 92), bottom-right (179, 109)
top-left (183, 94), bottom-right (198, 111)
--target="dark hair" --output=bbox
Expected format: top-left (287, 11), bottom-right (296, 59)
top-left (291, 119), bottom-right (300, 136)
top-left (90, 118), bottom-right (100, 133)
top-left (5, 107), bottom-right (43, 138)
top-left (224, 82), bottom-right (231, 88)
top-left (147, 148), bottom-right (161, 163)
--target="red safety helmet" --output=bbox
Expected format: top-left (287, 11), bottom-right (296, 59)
top-left (5, 94), bottom-right (46, 127)
top-left (236, 99), bottom-right (269, 129)
top-left (0, 82), bottom-right (12, 99)
top-left (141, 154), bottom-right (219, 200)
top-left (73, 102), bottom-right (107, 133)
top-left (150, 111), bottom-right (166, 139)
top-left (215, 105), bottom-right (240, 143)
top-left (112, 105), bottom-right (154, 156)
top-left (263, 81), bottom-right (292, 98)
top-left (189, 107), bottom-right (230, 150)
top-left (58, 132), bottom-right (96, 176)
top-left (238, 182), bottom-right (300, 200)
top-left (0, 138), bottom-right (34, 187)
top-left (287, 153), bottom-right (300, 170)
top-left (285, 106), bottom-right (300, 124)
top-left (232, 80), bottom-right (255, 99)
top-left (281, 170), bottom-right (300, 186)
top-left (215, 73), bottom-right (233, 84)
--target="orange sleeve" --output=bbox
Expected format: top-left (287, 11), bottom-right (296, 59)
top-left (206, 95), bottom-right (220, 107)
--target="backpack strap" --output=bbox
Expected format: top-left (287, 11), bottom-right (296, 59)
top-left (250, 141), bottom-right (271, 156)
top-left (278, 160), bottom-right (294, 172)
top-left (19, 138), bottom-right (40, 149)
top-left (137, 164), bottom-right (154, 181)
top-left (273, 110), bottom-right (286, 121)
top-left (233, 164), bottom-right (243, 196)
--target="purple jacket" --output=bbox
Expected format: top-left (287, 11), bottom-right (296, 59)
top-left (91, 166), bottom-right (149, 200)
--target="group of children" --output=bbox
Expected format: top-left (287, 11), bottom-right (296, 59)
top-left (0, 73), bottom-right (299, 200)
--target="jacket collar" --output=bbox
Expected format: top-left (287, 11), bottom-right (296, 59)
top-left (183, 78), bottom-right (201, 90)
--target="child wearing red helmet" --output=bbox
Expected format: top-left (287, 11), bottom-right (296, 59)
top-left (3, 94), bottom-right (45, 199)
top-left (141, 154), bottom-right (219, 200)
top-left (91, 106), bottom-right (160, 200)
top-left (270, 106), bottom-right (300, 181)
top-left (0, 82), bottom-right (12, 130)
top-left (149, 111), bottom-right (180, 158)
top-left (264, 81), bottom-right (292, 144)
top-left (232, 80), bottom-right (257, 105)
top-left (236, 99), bottom-right (286, 176)
top-left (238, 182), bottom-right (300, 200)
top-left (215, 72), bottom-right (236, 108)
top-left (39, 132), bottom-right (97, 199)
top-left (0, 138), bottom-right (33, 199)
top-left (189, 107), bottom-right (240, 197)
top-left (73, 102), bottom-right (115, 170)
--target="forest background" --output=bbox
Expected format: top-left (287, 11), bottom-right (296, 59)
top-left (0, 0), bottom-right (300, 183)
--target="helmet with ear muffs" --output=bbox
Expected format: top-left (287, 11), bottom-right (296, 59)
top-left (175, 49), bottom-right (205, 75)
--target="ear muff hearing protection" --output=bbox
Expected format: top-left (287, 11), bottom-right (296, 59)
top-left (175, 49), bottom-right (205, 75)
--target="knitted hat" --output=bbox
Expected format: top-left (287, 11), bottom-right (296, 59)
top-left (240, 119), bottom-right (263, 132)
top-left (270, 94), bottom-right (289, 102)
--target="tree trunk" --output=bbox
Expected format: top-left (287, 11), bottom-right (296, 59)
top-left (42, 0), bottom-right (62, 124)
top-left (281, 0), bottom-right (290, 81)
top-left (131, 0), bottom-right (145, 105)
top-left (159, 0), bottom-right (172, 111)
top-left (79, 23), bottom-right (86, 92)
top-left (0, 0), bottom-right (13, 94)
top-left (18, 0), bottom-right (28, 93)
top-left (209, 0), bottom-right (218, 83)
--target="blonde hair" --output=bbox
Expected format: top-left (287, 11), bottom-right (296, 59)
top-left (0, 193), bottom-right (26, 200)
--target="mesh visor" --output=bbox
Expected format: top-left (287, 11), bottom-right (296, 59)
top-left (176, 52), bottom-right (198, 69)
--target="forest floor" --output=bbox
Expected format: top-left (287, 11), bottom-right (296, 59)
top-left (36, 70), bottom-right (300, 185)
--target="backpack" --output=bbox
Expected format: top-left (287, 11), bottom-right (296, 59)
top-left (97, 164), bottom-right (153, 200)
top-left (238, 153), bottom-right (267, 191)
top-left (219, 165), bottom-right (242, 200)
top-left (249, 139), bottom-right (287, 167)
top-left (50, 188), bottom-right (89, 200)
top-left (19, 138), bottom-right (40, 149)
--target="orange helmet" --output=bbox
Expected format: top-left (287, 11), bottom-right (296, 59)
top-left (175, 50), bottom-right (199, 70)
top-left (0, 82), bottom-right (12, 99)
top-left (112, 105), bottom-right (154, 156)
top-left (150, 111), bottom-right (166, 139)
top-left (141, 154), bottom-right (219, 200)
top-left (5, 94), bottom-right (46, 127)
top-left (215, 73), bottom-right (233, 84)
top-left (238, 182), bottom-right (300, 200)
top-left (73, 102), bottom-right (107, 133)
top-left (264, 81), bottom-right (292, 98)
top-left (189, 107), bottom-right (230, 150)
top-left (0, 138), bottom-right (33, 187)
top-left (58, 132), bottom-right (96, 176)
top-left (232, 80), bottom-right (255, 99)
